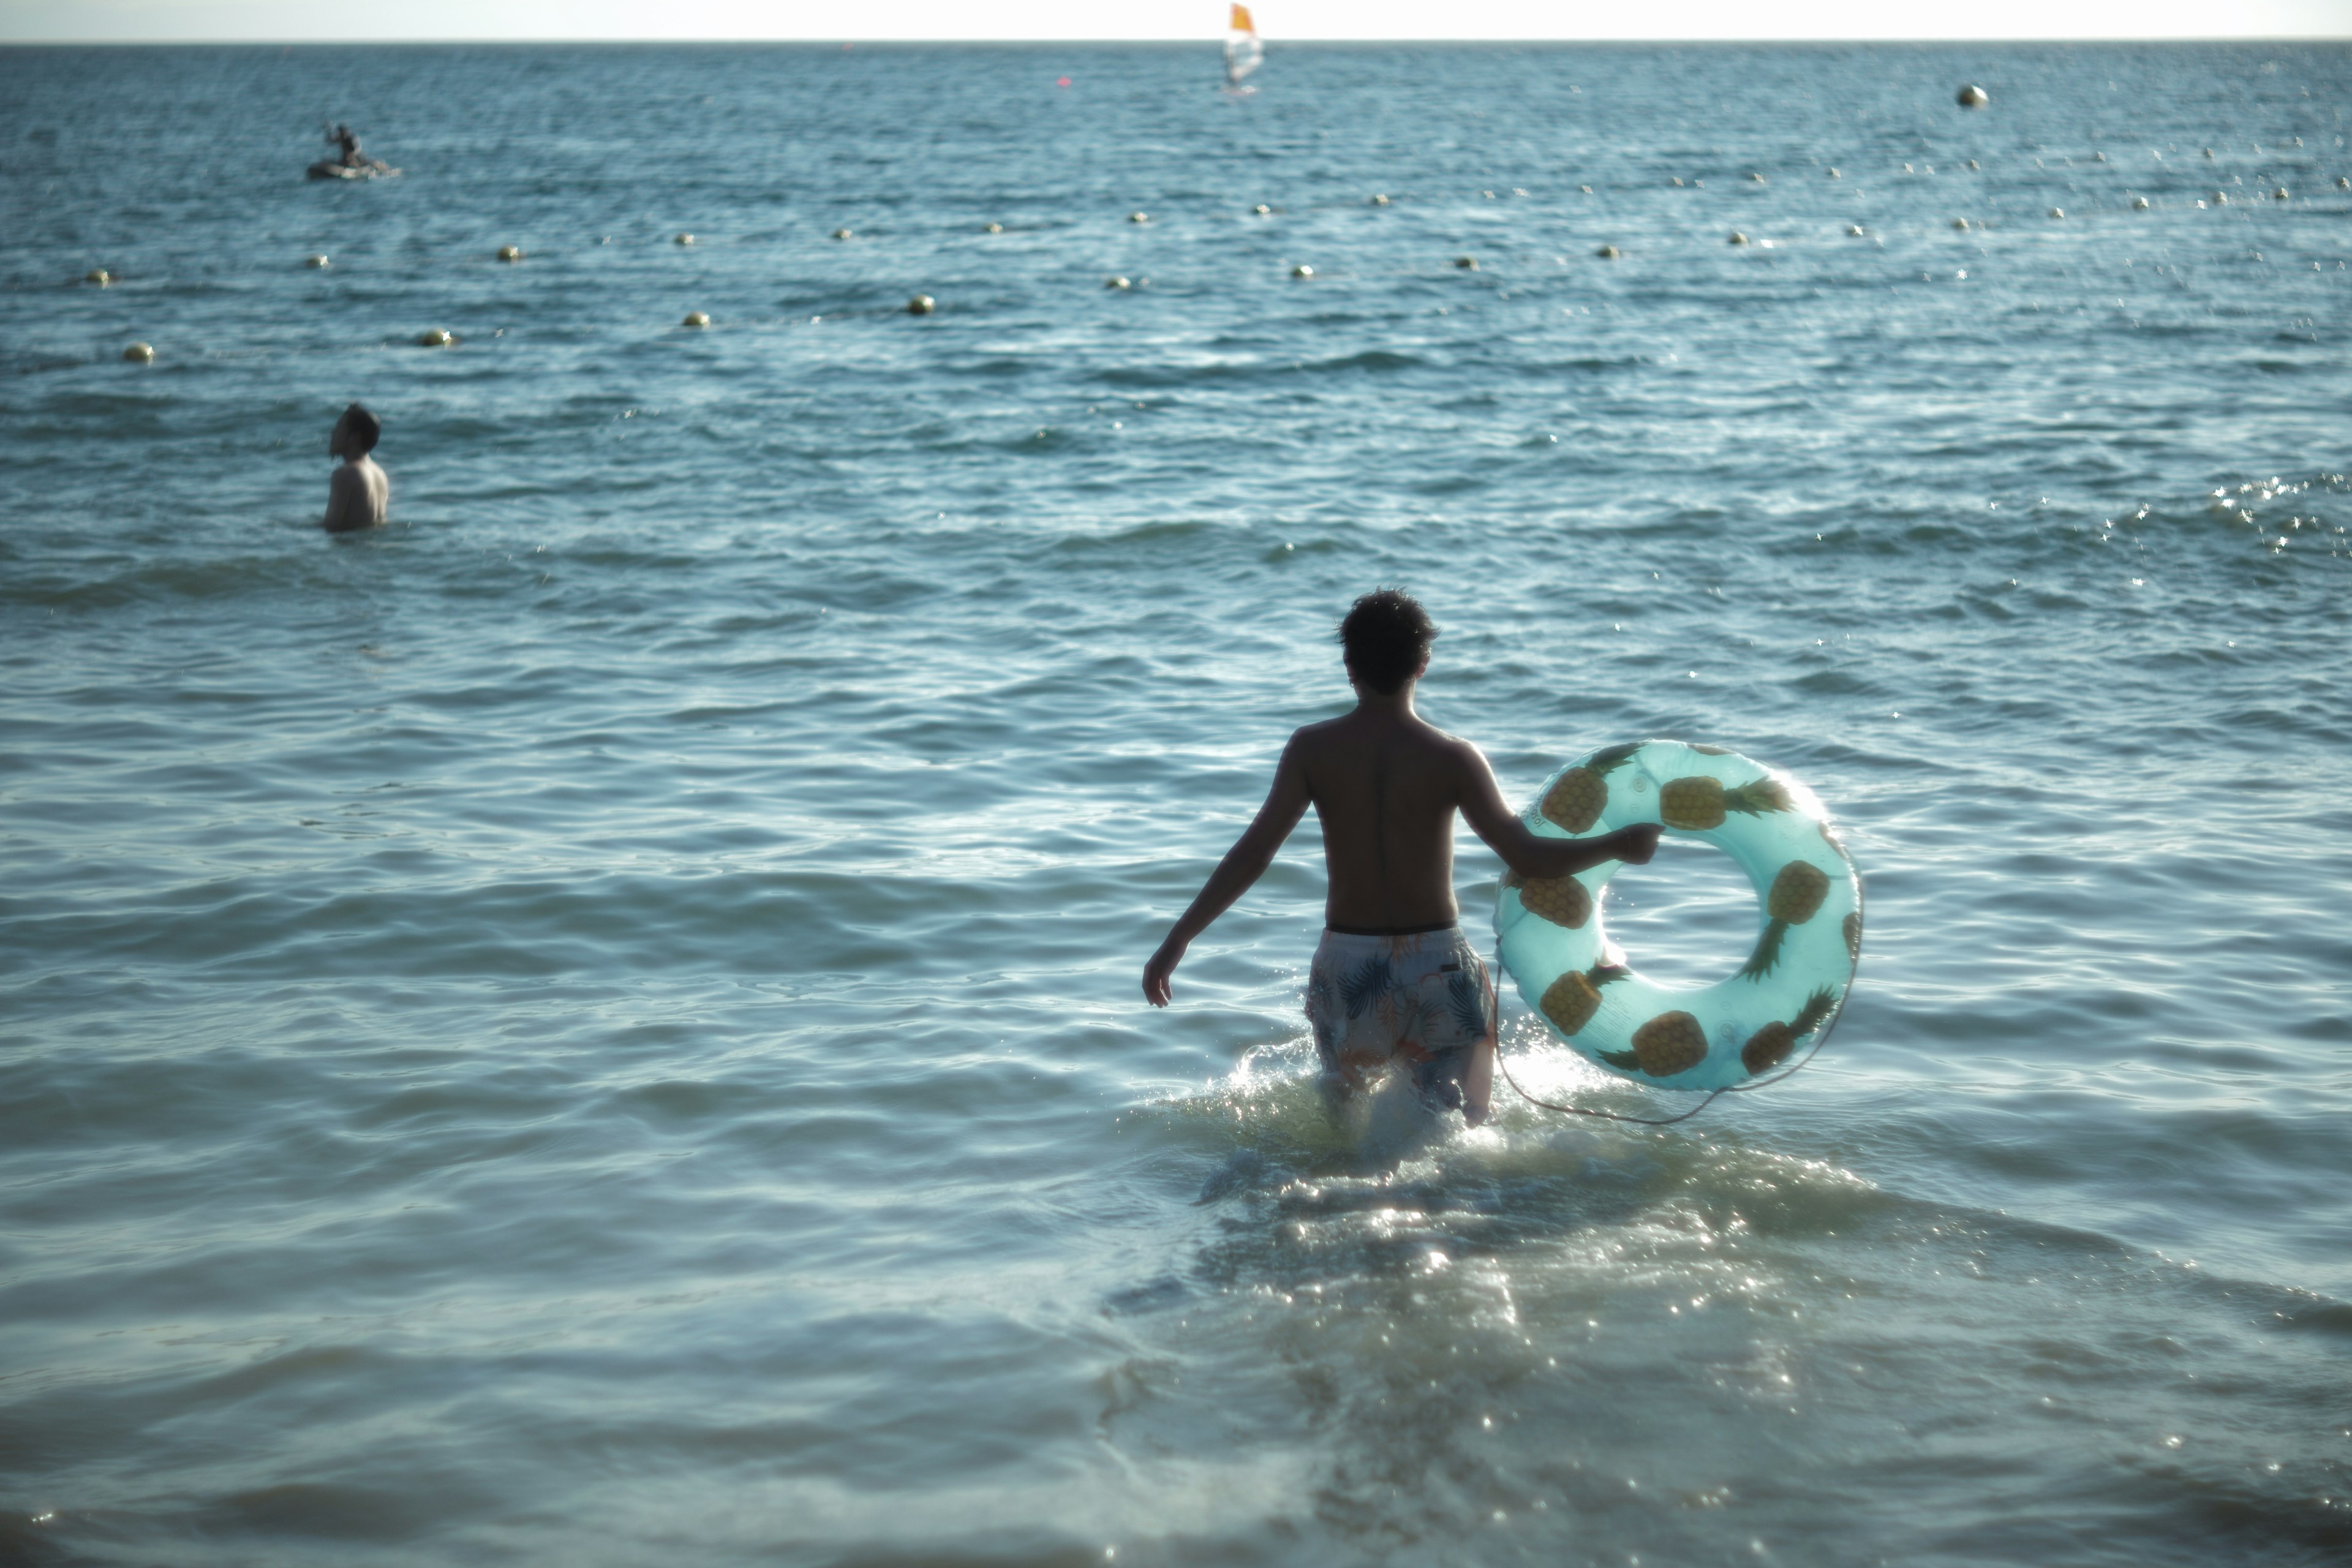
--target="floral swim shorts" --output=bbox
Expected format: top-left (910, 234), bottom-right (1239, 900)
top-left (1304, 925), bottom-right (1496, 1123)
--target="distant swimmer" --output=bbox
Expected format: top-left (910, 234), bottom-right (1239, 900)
top-left (1142, 589), bottom-right (1660, 1125)
top-left (322, 403), bottom-right (389, 532)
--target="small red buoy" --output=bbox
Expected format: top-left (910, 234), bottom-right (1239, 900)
top-left (1057, 76), bottom-right (1071, 88)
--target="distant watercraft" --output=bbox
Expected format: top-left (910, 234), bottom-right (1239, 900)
top-left (1223, 4), bottom-right (1262, 95)
top-left (306, 159), bottom-right (398, 181)
top-left (309, 121), bottom-right (399, 181)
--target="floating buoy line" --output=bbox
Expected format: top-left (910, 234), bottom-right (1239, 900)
top-left (91, 156), bottom-right (2341, 366)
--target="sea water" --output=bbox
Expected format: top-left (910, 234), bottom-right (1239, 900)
top-left (2, 40), bottom-right (2349, 1567)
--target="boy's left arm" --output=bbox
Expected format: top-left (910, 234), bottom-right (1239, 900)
top-left (1455, 741), bottom-right (1659, 877)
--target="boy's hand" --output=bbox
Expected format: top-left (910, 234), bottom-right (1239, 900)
top-left (1142, 937), bottom-right (1186, 1007)
top-left (1613, 823), bottom-right (1662, 865)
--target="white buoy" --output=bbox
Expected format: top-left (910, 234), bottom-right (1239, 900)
top-left (2274, 187), bottom-right (2289, 200)
top-left (1454, 255), bottom-right (1478, 269)
top-left (2049, 207), bottom-right (2064, 219)
top-left (832, 228), bottom-right (853, 240)
top-left (418, 328), bottom-right (453, 347)
top-left (122, 341), bottom-right (153, 362)
top-left (983, 221), bottom-right (1003, 233)
top-left (907, 294), bottom-right (935, 315)
top-left (1370, 193), bottom-right (1390, 206)
top-left (85, 268), bottom-right (112, 286)
top-left (306, 254), bottom-right (330, 268)
top-left (1105, 275), bottom-right (1131, 290)
top-left (2095, 151), bottom-right (2107, 162)
top-left (1847, 225), bottom-right (1866, 236)
top-left (1579, 184), bottom-right (1593, 194)
top-left (1128, 211), bottom-right (1149, 224)
top-left (1672, 177), bottom-right (1684, 187)
top-left (1253, 203), bottom-right (1272, 215)
top-left (1748, 172), bottom-right (1766, 183)
top-left (1291, 263), bottom-right (1314, 277)
top-left (1952, 218), bottom-right (1971, 230)
top-left (1957, 84), bottom-right (1989, 108)
top-left (1727, 232), bottom-right (1748, 246)
top-left (2133, 196), bottom-right (2150, 209)
top-left (2204, 148), bottom-right (2215, 159)
top-left (674, 232), bottom-right (695, 246)
top-left (496, 245), bottom-right (522, 262)
top-left (682, 311), bottom-right (710, 327)
top-left (2214, 192), bottom-right (2229, 205)
top-left (1828, 168), bottom-right (1842, 178)
top-left (2340, 176), bottom-right (2351, 189)
top-left (1967, 159), bottom-right (1980, 170)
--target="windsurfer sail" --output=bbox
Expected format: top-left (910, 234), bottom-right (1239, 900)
top-left (1223, 4), bottom-right (1263, 93)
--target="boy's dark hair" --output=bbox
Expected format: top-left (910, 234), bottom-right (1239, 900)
top-left (1337, 589), bottom-right (1436, 694)
top-left (342, 403), bottom-right (381, 453)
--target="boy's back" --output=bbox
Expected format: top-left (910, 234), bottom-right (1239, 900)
top-left (1285, 706), bottom-right (1485, 934)
top-left (325, 454), bottom-right (389, 532)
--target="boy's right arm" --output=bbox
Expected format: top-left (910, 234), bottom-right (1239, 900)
top-left (1455, 741), bottom-right (1659, 878)
top-left (1142, 736), bottom-right (1313, 1007)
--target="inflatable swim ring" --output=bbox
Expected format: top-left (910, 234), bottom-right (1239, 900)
top-left (1495, 739), bottom-right (1861, 1092)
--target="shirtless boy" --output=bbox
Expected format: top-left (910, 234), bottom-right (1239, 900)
top-left (1142, 589), bottom-right (1659, 1125)
top-left (322, 404), bottom-right (390, 532)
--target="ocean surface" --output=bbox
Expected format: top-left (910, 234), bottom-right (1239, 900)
top-left (4, 39), bottom-right (2350, 1567)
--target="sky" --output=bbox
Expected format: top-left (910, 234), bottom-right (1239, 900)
top-left (1, 0), bottom-right (2348, 41)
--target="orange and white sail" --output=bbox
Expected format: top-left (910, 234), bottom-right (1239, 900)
top-left (1224, 4), bottom-right (1263, 89)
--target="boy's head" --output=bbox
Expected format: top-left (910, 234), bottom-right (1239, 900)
top-left (1338, 588), bottom-right (1435, 694)
top-left (332, 403), bottom-right (381, 458)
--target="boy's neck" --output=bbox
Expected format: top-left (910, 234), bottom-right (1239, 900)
top-left (1351, 679), bottom-right (1418, 719)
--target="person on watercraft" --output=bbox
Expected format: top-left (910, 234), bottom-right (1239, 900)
top-left (1142, 589), bottom-right (1659, 1125)
top-left (331, 123), bottom-right (363, 168)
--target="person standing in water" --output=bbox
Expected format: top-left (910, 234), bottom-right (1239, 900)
top-left (1142, 589), bottom-right (1660, 1124)
top-left (322, 404), bottom-right (389, 532)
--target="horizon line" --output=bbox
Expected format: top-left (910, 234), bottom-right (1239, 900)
top-left (7, 33), bottom-right (2350, 45)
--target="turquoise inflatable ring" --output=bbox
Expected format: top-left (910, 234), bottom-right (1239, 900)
top-left (1494, 740), bottom-right (1861, 1091)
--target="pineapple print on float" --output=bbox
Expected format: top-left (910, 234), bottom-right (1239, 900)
top-left (1501, 868), bottom-right (1593, 929)
top-left (1540, 741), bottom-right (1641, 832)
top-left (1494, 740), bottom-right (1863, 1093)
